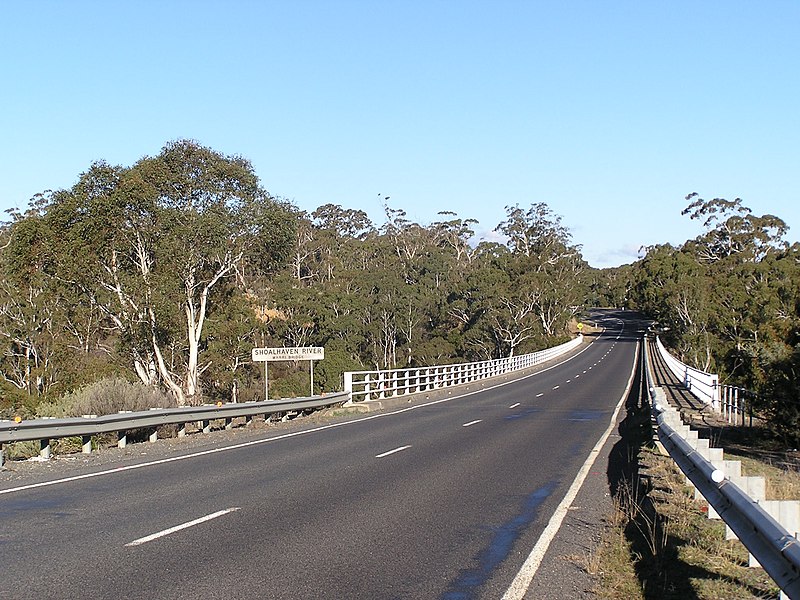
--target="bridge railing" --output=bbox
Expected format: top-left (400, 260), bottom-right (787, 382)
top-left (719, 385), bottom-right (755, 426)
top-left (655, 336), bottom-right (756, 424)
top-left (655, 336), bottom-right (719, 409)
top-left (343, 335), bottom-right (583, 403)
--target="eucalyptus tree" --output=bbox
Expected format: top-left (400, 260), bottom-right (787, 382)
top-left (495, 202), bottom-right (577, 268)
top-left (0, 211), bottom-right (59, 402)
top-left (430, 211), bottom-right (478, 268)
top-left (681, 193), bottom-right (789, 264)
top-left (38, 140), bottom-right (295, 405)
top-left (479, 203), bottom-right (586, 355)
top-left (630, 194), bottom-right (800, 439)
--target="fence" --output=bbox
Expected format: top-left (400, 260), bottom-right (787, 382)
top-left (655, 336), bottom-right (719, 408)
top-left (343, 335), bottom-right (583, 402)
top-left (655, 336), bottom-right (757, 425)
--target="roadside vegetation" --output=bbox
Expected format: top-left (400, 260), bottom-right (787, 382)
top-left (587, 395), bottom-right (795, 599)
top-left (2, 142), bottom-right (799, 497)
top-left (0, 140), bottom-right (586, 416)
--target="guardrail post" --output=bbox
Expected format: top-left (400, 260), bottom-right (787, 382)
top-left (149, 429), bottom-right (158, 443)
top-left (118, 410), bottom-right (132, 448)
top-left (82, 436), bottom-right (92, 454)
top-left (202, 420), bottom-right (211, 433)
top-left (40, 438), bottom-right (51, 460)
top-left (0, 443), bottom-right (4, 469)
top-left (225, 417), bottom-right (233, 430)
top-left (178, 423), bottom-right (187, 437)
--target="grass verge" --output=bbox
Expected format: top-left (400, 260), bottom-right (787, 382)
top-left (589, 402), bottom-right (781, 599)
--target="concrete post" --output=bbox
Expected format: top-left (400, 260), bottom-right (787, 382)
top-left (40, 438), bottom-right (51, 460)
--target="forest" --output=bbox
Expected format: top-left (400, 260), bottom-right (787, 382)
top-left (1, 141), bottom-right (798, 442)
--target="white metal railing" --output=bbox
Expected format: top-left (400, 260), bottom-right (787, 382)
top-left (719, 385), bottom-right (755, 426)
top-left (343, 335), bottom-right (583, 402)
top-left (655, 336), bottom-right (719, 409)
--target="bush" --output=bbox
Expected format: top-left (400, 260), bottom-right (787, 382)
top-left (36, 377), bottom-right (176, 418)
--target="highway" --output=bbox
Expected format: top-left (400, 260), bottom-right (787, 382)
top-left (0, 310), bottom-right (641, 599)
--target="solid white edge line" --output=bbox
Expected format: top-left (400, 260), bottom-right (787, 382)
top-left (501, 338), bottom-right (638, 600)
top-left (125, 507), bottom-right (240, 547)
top-left (375, 445), bottom-right (411, 458)
top-left (462, 420), bottom-right (482, 427)
top-left (1, 329), bottom-right (603, 497)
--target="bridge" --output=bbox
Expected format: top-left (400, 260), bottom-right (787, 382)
top-left (1, 308), bottom-right (796, 598)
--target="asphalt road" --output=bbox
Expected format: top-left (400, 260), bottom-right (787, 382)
top-left (0, 310), bottom-right (641, 600)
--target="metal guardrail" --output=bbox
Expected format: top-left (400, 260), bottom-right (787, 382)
top-left (0, 392), bottom-right (349, 465)
top-left (645, 340), bottom-right (800, 599)
top-left (342, 335), bottom-right (583, 402)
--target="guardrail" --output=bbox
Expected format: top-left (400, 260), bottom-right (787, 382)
top-left (0, 392), bottom-right (348, 466)
top-left (655, 336), bottom-right (719, 408)
top-left (343, 335), bottom-right (583, 402)
top-left (645, 341), bottom-right (800, 598)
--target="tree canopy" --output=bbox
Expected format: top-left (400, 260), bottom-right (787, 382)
top-left (0, 141), bottom-right (588, 412)
top-left (3, 147), bottom-right (798, 445)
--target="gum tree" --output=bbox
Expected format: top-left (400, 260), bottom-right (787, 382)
top-left (40, 140), bottom-right (295, 404)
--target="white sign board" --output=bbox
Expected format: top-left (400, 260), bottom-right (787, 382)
top-left (251, 346), bottom-right (325, 362)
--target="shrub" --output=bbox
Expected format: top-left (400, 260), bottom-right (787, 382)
top-left (36, 377), bottom-right (176, 418)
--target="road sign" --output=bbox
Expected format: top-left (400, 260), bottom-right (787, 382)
top-left (251, 347), bottom-right (326, 400)
top-left (252, 347), bottom-right (325, 362)
top-left (577, 323), bottom-right (584, 331)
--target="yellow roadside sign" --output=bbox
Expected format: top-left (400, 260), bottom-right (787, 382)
top-left (577, 323), bottom-right (584, 330)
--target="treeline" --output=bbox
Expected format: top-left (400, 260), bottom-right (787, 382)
top-left (604, 194), bottom-right (800, 444)
top-left (6, 141), bottom-right (797, 444)
top-left (0, 140), bottom-right (588, 415)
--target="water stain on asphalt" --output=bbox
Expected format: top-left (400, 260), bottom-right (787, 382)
top-left (504, 408), bottom-right (541, 421)
top-left (0, 496), bottom-right (72, 519)
top-left (441, 481), bottom-right (558, 600)
top-left (568, 409), bottom-right (604, 422)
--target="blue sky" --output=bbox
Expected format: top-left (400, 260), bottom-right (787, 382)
top-left (2, 1), bottom-right (798, 268)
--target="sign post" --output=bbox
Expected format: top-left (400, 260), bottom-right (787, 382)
top-left (251, 347), bottom-right (325, 399)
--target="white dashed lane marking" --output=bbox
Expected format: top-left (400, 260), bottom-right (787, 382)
top-left (126, 508), bottom-right (240, 547)
top-left (376, 445), bottom-right (412, 458)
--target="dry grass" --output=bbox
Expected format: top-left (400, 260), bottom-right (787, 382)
top-left (592, 404), bottom-right (783, 600)
top-left (735, 455), bottom-right (800, 500)
top-left (595, 447), bottom-right (781, 598)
